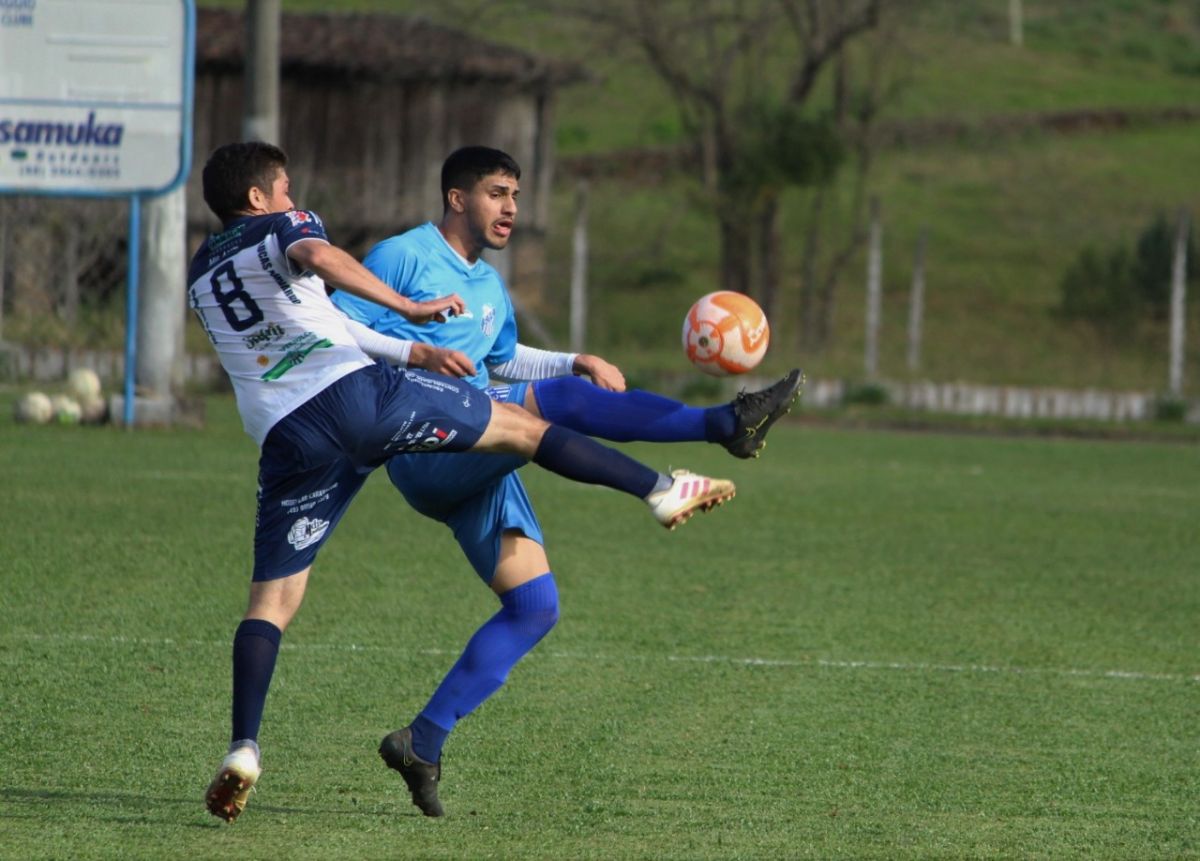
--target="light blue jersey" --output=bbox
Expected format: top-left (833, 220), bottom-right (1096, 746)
top-left (343, 222), bottom-right (539, 583)
top-left (332, 222), bottom-right (518, 390)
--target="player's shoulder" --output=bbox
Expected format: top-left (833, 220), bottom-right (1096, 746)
top-left (276, 208), bottom-right (325, 230)
top-left (365, 222), bottom-right (439, 269)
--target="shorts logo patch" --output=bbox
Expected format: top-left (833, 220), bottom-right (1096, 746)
top-left (388, 423), bottom-right (459, 453)
top-left (287, 516), bottom-right (330, 550)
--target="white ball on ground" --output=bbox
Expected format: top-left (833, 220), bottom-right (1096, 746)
top-left (67, 368), bottom-right (102, 401)
top-left (50, 394), bottom-right (83, 425)
top-left (14, 391), bottom-right (53, 424)
top-left (80, 394), bottom-right (108, 424)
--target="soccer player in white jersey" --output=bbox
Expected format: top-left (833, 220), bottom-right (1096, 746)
top-left (188, 142), bottom-right (737, 824)
top-left (333, 146), bottom-right (803, 817)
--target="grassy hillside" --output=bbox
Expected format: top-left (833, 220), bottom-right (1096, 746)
top-left (195, 0), bottom-right (1200, 395)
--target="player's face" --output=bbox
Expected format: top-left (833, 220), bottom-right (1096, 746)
top-left (261, 169), bottom-right (294, 213)
top-left (248, 168), bottom-right (294, 215)
top-left (463, 172), bottom-right (519, 252)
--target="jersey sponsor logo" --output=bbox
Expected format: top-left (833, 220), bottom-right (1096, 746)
top-left (0, 111), bottom-right (124, 147)
top-left (480, 303), bottom-right (496, 336)
top-left (260, 334), bottom-right (334, 381)
top-left (286, 516), bottom-right (330, 550)
top-left (205, 224), bottom-right (246, 268)
top-left (285, 209), bottom-right (322, 228)
top-left (243, 321), bottom-right (285, 351)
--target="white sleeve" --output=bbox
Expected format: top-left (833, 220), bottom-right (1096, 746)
top-left (487, 343), bottom-right (577, 381)
top-left (341, 315), bottom-right (413, 367)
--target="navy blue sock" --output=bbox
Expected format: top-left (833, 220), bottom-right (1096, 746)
top-left (230, 618), bottom-right (282, 745)
top-left (535, 376), bottom-right (737, 443)
top-left (413, 573), bottom-right (560, 762)
top-left (533, 424), bottom-right (659, 498)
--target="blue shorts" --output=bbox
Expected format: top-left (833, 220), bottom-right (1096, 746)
top-left (253, 363), bottom-right (492, 581)
top-left (386, 382), bottom-right (543, 584)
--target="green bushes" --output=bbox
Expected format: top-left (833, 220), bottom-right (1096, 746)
top-left (1058, 211), bottom-right (1196, 333)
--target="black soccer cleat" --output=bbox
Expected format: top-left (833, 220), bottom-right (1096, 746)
top-left (722, 368), bottom-right (805, 459)
top-left (379, 726), bottom-right (445, 817)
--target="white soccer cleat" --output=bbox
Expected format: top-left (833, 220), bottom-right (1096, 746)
top-left (205, 745), bottom-right (261, 823)
top-left (646, 469), bottom-right (736, 530)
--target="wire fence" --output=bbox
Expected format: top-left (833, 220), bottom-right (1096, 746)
top-left (0, 195), bottom-right (131, 346)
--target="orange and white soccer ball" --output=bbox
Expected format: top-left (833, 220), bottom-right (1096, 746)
top-left (682, 291), bottom-right (770, 376)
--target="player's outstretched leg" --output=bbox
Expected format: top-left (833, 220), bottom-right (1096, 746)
top-left (531, 368), bottom-right (804, 459)
top-left (722, 368), bottom-right (805, 459)
top-left (526, 423), bottom-right (735, 530)
top-left (379, 727), bottom-right (444, 817)
top-left (205, 744), bottom-right (261, 823)
top-left (646, 469), bottom-right (736, 530)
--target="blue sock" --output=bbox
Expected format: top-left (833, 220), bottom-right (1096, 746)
top-left (535, 376), bottom-right (737, 443)
top-left (413, 573), bottom-right (560, 762)
top-left (230, 618), bottom-right (282, 745)
top-left (533, 424), bottom-right (659, 498)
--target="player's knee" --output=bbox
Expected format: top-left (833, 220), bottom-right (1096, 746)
top-left (481, 401), bottom-right (547, 455)
top-left (537, 375), bottom-right (593, 423)
top-left (502, 572), bottom-right (559, 641)
top-left (523, 585), bottom-right (560, 640)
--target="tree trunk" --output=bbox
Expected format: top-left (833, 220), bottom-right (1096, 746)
top-left (755, 194), bottom-right (781, 321)
top-left (717, 209), bottom-right (753, 296)
top-left (799, 189), bottom-right (826, 349)
top-left (864, 195), bottom-right (883, 379)
top-left (907, 226), bottom-right (928, 373)
top-left (1167, 208), bottom-right (1189, 397)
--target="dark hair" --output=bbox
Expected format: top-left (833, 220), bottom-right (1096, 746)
top-left (202, 141), bottom-right (289, 223)
top-left (441, 146), bottom-right (521, 210)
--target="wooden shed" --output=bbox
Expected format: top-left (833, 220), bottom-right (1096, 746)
top-left (191, 8), bottom-right (587, 300)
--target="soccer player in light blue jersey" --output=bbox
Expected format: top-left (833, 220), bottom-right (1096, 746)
top-left (191, 142), bottom-right (739, 825)
top-left (334, 146), bottom-right (803, 817)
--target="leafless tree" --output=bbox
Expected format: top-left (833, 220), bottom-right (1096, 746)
top-left (517, 0), bottom-right (898, 348)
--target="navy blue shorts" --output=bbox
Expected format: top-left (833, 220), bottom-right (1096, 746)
top-left (387, 382), bottom-right (543, 583)
top-left (252, 363), bottom-right (492, 581)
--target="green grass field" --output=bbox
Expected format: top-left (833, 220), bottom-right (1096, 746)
top-left (2, 395), bottom-right (1197, 859)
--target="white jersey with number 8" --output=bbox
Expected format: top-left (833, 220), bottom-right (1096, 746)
top-left (187, 209), bottom-right (373, 445)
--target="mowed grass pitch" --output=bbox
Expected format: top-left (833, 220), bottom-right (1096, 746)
top-left (1, 395), bottom-right (1197, 860)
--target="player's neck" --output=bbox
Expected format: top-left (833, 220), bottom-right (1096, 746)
top-left (437, 221), bottom-right (481, 264)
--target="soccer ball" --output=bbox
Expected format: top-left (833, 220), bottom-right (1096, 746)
top-left (14, 391), bottom-right (53, 424)
top-left (50, 394), bottom-right (82, 425)
top-left (79, 394), bottom-right (109, 424)
top-left (682, 291), bottom-right (770, 376)
top-left (67, 367), bottom-right (102, 401)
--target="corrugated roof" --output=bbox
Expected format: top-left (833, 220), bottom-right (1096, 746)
top-left (196, 8), bottom-right (589, 88)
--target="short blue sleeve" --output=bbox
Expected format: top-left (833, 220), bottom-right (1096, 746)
top-left (332, 236), bottom-right (422, 328)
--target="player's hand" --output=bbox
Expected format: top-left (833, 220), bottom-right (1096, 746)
top-left (410, 343), bottom-right (477, 378)
top-left (573, 354), bottom-right (626, 392)
top-left (403, 294), bottom-right (467, 324)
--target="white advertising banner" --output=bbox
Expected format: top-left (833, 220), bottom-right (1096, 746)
top-left (0, 0), bottom-right (193, 195)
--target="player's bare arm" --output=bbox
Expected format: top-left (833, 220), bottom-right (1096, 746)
top-left (287, 241), bottom-right (466, 323)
